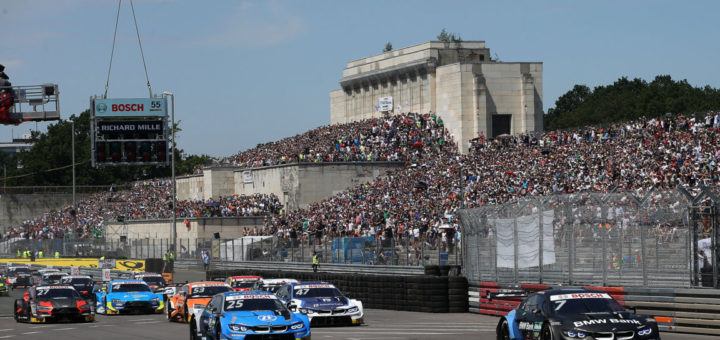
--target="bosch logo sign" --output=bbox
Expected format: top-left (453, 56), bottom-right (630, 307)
top-left (93, 98), bottom-right (167, 117)
top-left (258, 315), bottom-right (277, 322)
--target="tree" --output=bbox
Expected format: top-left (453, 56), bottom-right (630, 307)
top-left (437, 28), bottom-right (462, 43)
top-left (544, 76), bottom-right (720, 130)
top-left (383, 42), bottom-right (393, 52)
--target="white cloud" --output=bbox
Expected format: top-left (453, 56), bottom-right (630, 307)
top-left (196, 1), bottom-right (307, 48)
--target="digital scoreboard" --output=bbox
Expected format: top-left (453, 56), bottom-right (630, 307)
top-left (90, 97), bottom-right (170, 167)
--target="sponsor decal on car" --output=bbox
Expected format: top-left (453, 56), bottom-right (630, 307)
top-left (572, 319), bottom-right (642, 327)
top-left (549, 293), bottom-right (612, 301)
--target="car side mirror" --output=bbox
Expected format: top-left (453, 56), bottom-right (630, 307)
top-left (532, 308), bottom-right (541, 315)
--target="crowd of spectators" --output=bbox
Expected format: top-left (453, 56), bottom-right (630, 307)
top-left (6, 110), bottom-right (720, 260)
top-left (3, 179), bottom-right (282, 241)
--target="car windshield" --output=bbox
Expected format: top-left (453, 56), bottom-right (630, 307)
top-left (141, 277), bottom-right (166, 285)
top-left (231, 281), bottom-right (257, 288)
top-left (60, 278), bottom-right (93, 286)
top-left (37, 288), bottom-right (80, 299)
top-left (191, 285), bottom-right (231, 298)
top-left (224, 297), bottom-right (287, 312)
top-left (259, 285), bottom-right (283, 293)
top-left (551, 297), bottom-right (626, 315)
top-left (293, 287), bottom-right (343, 298)
top-left (112, 284), bottom-right (151, 292)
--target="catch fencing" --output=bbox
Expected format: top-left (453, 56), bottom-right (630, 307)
top-left (459, 186), bottom-right (720, 288)
top-left (0, 233), bottom-right (461, 267)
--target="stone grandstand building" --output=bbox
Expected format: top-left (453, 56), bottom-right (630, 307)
top-left (330, 41), bottom-right (543, 153)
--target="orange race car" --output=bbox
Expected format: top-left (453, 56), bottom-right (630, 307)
top-left (166, 281), bottom-right (232, 323)
top-left (224, 276), bottom-right (262, 291)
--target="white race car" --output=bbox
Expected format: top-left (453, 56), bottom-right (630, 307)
top-left (276, 281), bottom-right (363, 326)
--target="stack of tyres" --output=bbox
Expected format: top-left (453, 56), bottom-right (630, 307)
top-left (408, 275), bottom-right (448, 313)
top-left (447, 276), bottom-right (469, 313)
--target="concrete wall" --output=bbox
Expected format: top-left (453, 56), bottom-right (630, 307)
top-left (0, 193), bottom-right (91, 232)
top-left (331, 41), bottom-right (543, 154)
top-left (105, 216), bottom-right (265, 241)
top-left (234, 162), bottom-right (403, 211)
top-left (176, 174), bottom-right (204, 201)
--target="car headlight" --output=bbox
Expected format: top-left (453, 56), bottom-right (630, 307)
top-left (112, 299), bottom-right (124, 305)
top-left (37, 305), bottom-right (53, 312)
top-left (229, 324), bottom-right (248, 332)
top-left (347, 306), bottom-right (359, 313)
top-left (290, 322), bottom-right (304, 330)
top-left (563, 330), bottom-right (586, 338)
top-left (638, 328), bottom-right (652, 336)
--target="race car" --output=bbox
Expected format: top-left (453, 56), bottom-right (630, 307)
top-left (252, 278), bottom-right (299, 294)
top-left (225, 276), bottom-right (262, 291)
top-left (276, 281), bottom-right (364, 326)
top-left (190, 290), bottom-right (311, 340)
top-left (32, 268), bottom-right (60, 286)
top-left (167, 281), bottom-right (232, 323)
top-left (95, 279), bottom-right (164, 315)
top-left (133, 273), bottom-right (168, 292)
top-left (39, 272), bottom-right (69, 286)
top-left (14, 285), bottom-right (94, 323)
top-left (495, 288), bottom-right (660, 340)
top-left (60, 275), bottom-right (95, 301)
top-left (6, 266), bottom-right (32, 289)
top-left (0, 275), bottom-right (8, 296)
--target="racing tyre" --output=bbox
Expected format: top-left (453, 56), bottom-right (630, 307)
top-left (189, 320), bottom-right (198, 340)
top-left (540, 323), bottom-right (554, 340)
top-left (166, 302), bottom-right (174, 321)
top-left (497, 318), bottom-right (510, 340)
top-left (13, 301), bottom-right (20, 322)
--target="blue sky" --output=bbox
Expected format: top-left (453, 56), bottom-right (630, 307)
top-left (1, 0), bottom-right (718, 157)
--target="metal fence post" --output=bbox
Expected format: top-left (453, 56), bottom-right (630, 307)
top-left (539, 205), bottom-right (544, 284)
top-left (513, 216), bottom-right (519, 283)
top-left (602, 224), bottom-right (608, 287)
top-left (641, 221), bottom-right (648, 286)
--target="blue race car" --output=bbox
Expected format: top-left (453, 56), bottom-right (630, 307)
top-left (95, 279), bottom-right (164, 315)
top-left (190, 290), bottom-right (311, 340)
top-left (276, 281), bottom-right (364, 326)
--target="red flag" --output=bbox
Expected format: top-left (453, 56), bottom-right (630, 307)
top-left (185, 219), bottom-right (191, 231)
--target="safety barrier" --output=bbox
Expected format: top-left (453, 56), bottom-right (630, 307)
top-left (206, 266), bottom-right (468, 313)
top-left (211, 260), bottom-right (425, 276)
top-left (468, 281), bottom-right (720, 336)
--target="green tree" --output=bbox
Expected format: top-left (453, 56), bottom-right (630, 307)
top-left (383, 42), bottom-right (393, 52)
top-left (437, 28), bottom-right (462, 42)
top-left (544, 76), bottom-right (720, 130)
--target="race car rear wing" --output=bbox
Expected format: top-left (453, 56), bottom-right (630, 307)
top-left (487, 289), bottom-right (529, 301)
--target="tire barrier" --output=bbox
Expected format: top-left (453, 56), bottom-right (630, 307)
top-left (468, 281), bottom-right (720, 336)
top-left (206, 268), bottom-right (468, 313)
top-left (144, 258), bottom-right (165, 273)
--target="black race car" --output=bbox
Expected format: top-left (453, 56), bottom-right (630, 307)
top-left (7, 266), bottom-right (32, 289)
top-left (60, 275), bottom-right (96, 301)
top-left (14, 285), bottom-right (95, 323)
top-left (496, 288), bottom-right (660, 340)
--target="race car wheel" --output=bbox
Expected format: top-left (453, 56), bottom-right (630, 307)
top-left (540, 323), bottom-right (554, 340)
top-left (215, 323), bottom-right (222, 340)
top-left (166, 302), bottom-right (174, 321)
top-left (189, 320), bottom-right (198, 340)
top-left (13, 301), bottom-right (20, 322)
top-left (497, 318), bottom-right (510, 340)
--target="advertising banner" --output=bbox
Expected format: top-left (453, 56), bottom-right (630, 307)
top-left (378, 96), bottom-right (393, 112)
top-left (0, 258), bottom-right (145, 271)
top-left (97, 120), bottom-right (164, 134)
top-left (94, 98), bottom-right (167, 117)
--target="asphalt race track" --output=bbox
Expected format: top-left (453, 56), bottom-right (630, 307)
top-left (0, 285), bottom-right (715, 339)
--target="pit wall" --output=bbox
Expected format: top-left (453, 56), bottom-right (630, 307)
top-left (469, 281), bottom-right (720, 336)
